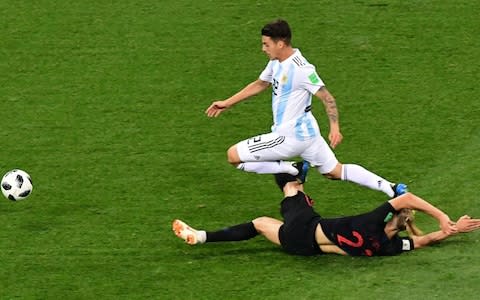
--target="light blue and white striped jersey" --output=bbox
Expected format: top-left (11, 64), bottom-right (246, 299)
top-left (259, 49), bottom-right (325, 141)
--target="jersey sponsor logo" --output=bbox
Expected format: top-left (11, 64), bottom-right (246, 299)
top-left (308, 72), bottom-right (320, 84)
top-left (402, 239), bottom-right (412, 251)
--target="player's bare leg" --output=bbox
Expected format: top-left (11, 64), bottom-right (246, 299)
top-left (252, 217), bottom-right (282, 245)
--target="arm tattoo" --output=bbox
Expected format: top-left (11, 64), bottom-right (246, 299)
top-left (323, 95), bottom-right (338, 123)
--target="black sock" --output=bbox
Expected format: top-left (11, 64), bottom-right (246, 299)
top-left (274, 173), bottom-right (297, 191)
top-left (206, 222), bottom-right (258, 242)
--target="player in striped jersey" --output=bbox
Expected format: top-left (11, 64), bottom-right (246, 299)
top-left (206, 19), bottom-right (405, 198)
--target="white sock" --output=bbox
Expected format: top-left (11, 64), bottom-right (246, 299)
top-left (237, 161), bottom-right (298, 175)
top-left (197, 230), bottom-right (206, 244)
top-left (341, 164), bottom-right (394, 197)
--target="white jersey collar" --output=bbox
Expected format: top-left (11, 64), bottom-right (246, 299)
top-left (279, 48), bottom-right (301, 65)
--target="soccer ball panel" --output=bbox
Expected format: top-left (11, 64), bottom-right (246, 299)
top-left (1, 169), bottom-right (33, 201)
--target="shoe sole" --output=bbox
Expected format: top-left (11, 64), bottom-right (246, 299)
top-left (172, 219), bottom-right (197, 245)
top-left (172, 219), bottom-right (184, 235)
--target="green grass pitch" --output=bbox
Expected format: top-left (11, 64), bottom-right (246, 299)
top-left (1, 0), bottom-right (479, 299)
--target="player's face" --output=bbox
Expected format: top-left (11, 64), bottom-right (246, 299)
top-left (262, 36), bottom-right (282, 60)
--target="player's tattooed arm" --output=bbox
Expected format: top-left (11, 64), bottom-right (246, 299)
top-left (323, 94), bottom-right (338, 124)
top-left (315, 87), bottom-right (338, 123)
top-left (315, 87), bottom-right (342, 148)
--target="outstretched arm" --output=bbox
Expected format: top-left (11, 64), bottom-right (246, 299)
top-left (410, 215), bottom-right (480, 249)
top-left (389, 193), bottom-right (456, 234)
top-left (410, 230), bottom-right (449, 249)
top-left (205, 79), bottom-right (271, 117)
top-left (314, 86), bottom-right (342, 148)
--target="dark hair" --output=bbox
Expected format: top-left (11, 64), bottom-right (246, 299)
top-left (261, 19), bottom-right (292, 45)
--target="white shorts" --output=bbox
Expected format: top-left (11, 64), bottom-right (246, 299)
top-left (236, 132), bottom-right (338, 174)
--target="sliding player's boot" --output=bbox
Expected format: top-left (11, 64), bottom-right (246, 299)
top-left (172, 219), bottom-right (200, 245)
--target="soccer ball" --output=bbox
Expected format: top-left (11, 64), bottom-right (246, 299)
top-left (1, 169), bottom-right (33, 201)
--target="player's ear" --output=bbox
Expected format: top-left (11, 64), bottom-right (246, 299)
top-left (276, 39), bottom-right (285, 49)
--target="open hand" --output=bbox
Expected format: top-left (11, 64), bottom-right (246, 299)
top-left (206, 101), bottom-right (229, 117)
top-left (455, 215), bottom-right (480, 233)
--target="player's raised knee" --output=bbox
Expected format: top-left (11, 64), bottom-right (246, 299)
top-left (227, 145), bottom-right (242, 165)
